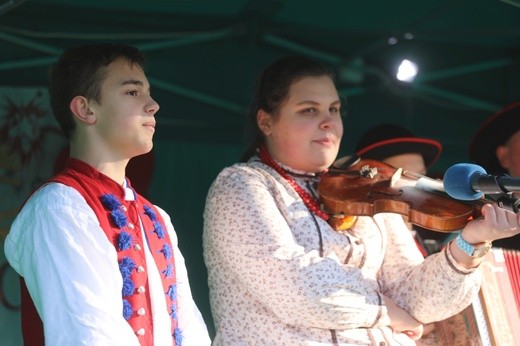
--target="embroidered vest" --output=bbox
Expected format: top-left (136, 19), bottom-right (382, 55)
top-left (49, 159), bottom-right (181, 345)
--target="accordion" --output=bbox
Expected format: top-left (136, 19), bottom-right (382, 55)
top-left (421, 247), bottom-right (520, 346)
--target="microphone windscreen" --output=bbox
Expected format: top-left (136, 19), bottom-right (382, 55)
top-left (443, 163), bottom-right (486, 200)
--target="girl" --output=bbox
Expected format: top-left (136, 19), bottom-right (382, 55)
top-left (203, 56), bottom-right (520, 345)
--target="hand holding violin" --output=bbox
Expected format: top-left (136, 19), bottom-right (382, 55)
top-left (452, 203), bottom-right (520, 268)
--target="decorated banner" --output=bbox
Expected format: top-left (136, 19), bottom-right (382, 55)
top-left (0, 86), bottom-right (66, 345)
top-left (0, 86), bottom-right (66, 238)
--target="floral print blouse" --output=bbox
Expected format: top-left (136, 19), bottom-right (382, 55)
top-left (203, 157), bottom-right (481, 345)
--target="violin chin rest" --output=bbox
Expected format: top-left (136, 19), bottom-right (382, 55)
top-left (333, 155), bottom-right (359, 169)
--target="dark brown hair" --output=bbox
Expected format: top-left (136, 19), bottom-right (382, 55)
top-left (49, 43), bottom-right (145, 139)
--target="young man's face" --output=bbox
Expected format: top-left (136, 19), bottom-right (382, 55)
top-left (90, 58), bottom-right (160, 161)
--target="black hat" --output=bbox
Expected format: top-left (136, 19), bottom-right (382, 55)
top-left (355, 123), bottom-right (442, 168)
top-left (468, 101), bottom-right (520, 175)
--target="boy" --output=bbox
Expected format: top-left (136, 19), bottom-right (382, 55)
top-left (4, 44), bottom-right (210, 345)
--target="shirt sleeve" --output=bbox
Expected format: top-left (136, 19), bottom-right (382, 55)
top-left (375, 213), bottom-right (481, 323)
top-left (156, 206), bottom-right (212, 345)
top-left (204, 166), bottom-right (389, 331)
top-left (4, 183), bottom-right (140, 346)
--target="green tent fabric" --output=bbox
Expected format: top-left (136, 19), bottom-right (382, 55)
top-left (1, 1), bottom-right (519, 343)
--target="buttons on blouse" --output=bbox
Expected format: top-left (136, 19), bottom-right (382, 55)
top-left (137, 265), bottom-right (145, 273)
top-left (121, 205), bottom-right (127, 212)
top-left (134, 244), bottom-right (141, 251)
top-left (127, 222), bottom-right (135, 230)
top-left (136, 328), bottom-right (145, 336)
top-left (137, 308), bottom-right (146, 316)
top-left (138, 285), bottom-right (146, 294)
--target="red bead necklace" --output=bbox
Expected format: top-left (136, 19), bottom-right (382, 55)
top-left (258, 145), bottom-right (329, 221)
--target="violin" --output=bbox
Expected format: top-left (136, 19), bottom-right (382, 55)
top-left (318, 157), bottom-right (482, 232)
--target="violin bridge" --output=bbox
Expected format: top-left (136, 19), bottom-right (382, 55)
top-left (390, 168), bottom-right (403, 188)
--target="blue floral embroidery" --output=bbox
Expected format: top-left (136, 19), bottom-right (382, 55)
top-left (143, 204), bottom-right (157, 221)
top-left (160, 243), bottom-right (173, 259)
top-left (166, 284), bottom-right (177, 301)
top-left (122, 277), bottom-right (135, 297)
top-left (119, 256), bottom-right (136, 278)
top-left (169, 303), bottom-right (178, 320)
top-left (111, 209), bottom-right (128, 229)
top-left (122, 299), bottom-right (133, 320)
top-left (102, 194), bottom-right (181, 337)
top-left (142, 203), bottom-right (182, 344)
top-left (101, 194), bottom-right (128, 228)
top-left (119, 257), bottom-right (136, 296)
top-left (102, 194), bottom-right (135, 321)
top-left (118, 231), bottom-right (133, 251)
top-left (101, 194), bottom-right (121, 210)
top-left (162, 264), bottom-right (174, 278)
top-left (153, 221), bottom-right (165, 239)
top-left (173, 327), bottom-right (183, 346)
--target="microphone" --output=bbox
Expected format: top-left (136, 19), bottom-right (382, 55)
top-left (443, 163), bottom-right (520, 201)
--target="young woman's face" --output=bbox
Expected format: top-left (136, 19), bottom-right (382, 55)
top-left (259, 76), bottom-right (343, 173)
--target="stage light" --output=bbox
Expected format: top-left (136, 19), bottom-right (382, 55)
top-left (396, 59), bottom-right (418, 82)
top-left (388, 37), bottom-right (398, 45)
